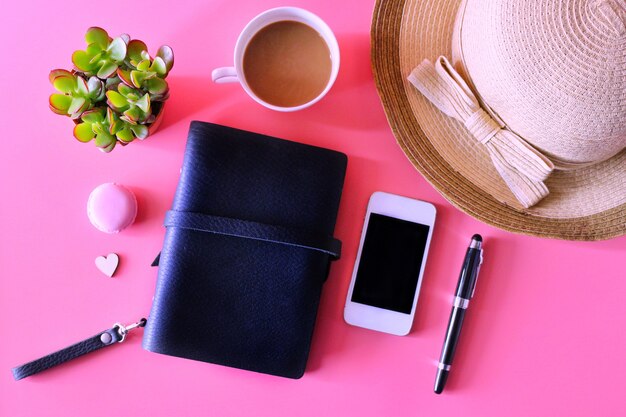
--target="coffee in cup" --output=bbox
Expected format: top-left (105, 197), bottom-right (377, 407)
top-left (243, 21), bottom-right (331, 108)
top-left (212, 7), bottom-right (340, 112)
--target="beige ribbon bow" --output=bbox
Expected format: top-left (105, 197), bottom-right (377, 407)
top-left (408, 57), bottom-right (555, 208)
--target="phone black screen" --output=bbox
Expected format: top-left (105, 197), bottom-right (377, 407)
top-left (351, 213), bottom-right (430, 314)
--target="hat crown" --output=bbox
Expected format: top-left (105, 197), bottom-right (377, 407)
top-left (454, 0), bottom-right (626, 164)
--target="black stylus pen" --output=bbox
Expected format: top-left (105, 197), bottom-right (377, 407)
top-left (434, 234), bottom-right (483, 394)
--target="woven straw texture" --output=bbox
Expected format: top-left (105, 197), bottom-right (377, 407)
top-left (371, 0), bottom-right (626, 240)
top-left (454, 0), bottom-right (626, 165)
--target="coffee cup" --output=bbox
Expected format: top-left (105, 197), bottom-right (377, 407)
top-left (211, 7), bottom-right (340, 112)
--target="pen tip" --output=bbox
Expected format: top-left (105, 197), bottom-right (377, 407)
top-left (471, 234), bottom-right (482, 242)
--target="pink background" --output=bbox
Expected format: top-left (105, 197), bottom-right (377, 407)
top-left (1, 1), bottom-right (624, 416)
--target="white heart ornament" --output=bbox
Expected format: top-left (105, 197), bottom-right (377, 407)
top-left (95, 253), bottom-right (119, 277)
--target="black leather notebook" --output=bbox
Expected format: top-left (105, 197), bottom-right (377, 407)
top-left (143, 121), bottom-right (347, 378)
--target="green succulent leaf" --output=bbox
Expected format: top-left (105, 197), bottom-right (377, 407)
top-left (85, 27), bottom-right (109, 49)
top-left (130, 124), bottom-right (149, 139)
top-left (94, 131), bottom-right (115, 148)
top-left (105, 75), bottom-right (121, 90)
top-left (107, 37), bottom-right (127, 62)
top-left (106, 90), bottom-right (128, 109)
top-left (49, 69), bottom-right (73, 83)
top-left (117, 83), bottom-right (136, 97)
top-left (52, 75), bottom-right (76, 93)
top-left (120, 115), bottom-right (133, 124)
top-left (116, 126), bottom-right (134, 142)
top-left (49, 94), bottom-right (72, 113)
top-left (109, 120), bottom-right (122, 135)
top-left (137, 59), bottom-right (151, 71)
top-left (101, 141), bottom-right (117, 153)
top-left (75, 76), bottom-right (89, 95)
top-left (79, 100), bottom-right (91, 114)
top-left (130, 70), bottom-right (150, 88)
top-left (106, 108), bottom-right (122, 134)
top-left (150, 57), bottom-right (167, 76)
top-left (68, 97), bottom-right (87, 115)
top-left (87, 76), bottom-right (104, 99)
top-left (156, 45), bottom-right (174, 72)
top-left (146, 77), bottom-right (168, 95)
top-left (72, 50), bottom-right (94, 72)
top-left (127, 40), bottom-right (148, 62)
top-left (136, 93), bottom-right (151, 114)
top-left (123, 106), bottom-right (142, 123)
top-left (88, 51), bottom-right (105, 65)
top-left (97, 62), bottom-right (118, 78)
top-left (50, 106), bottom-right (68, 116)
top-left (116, 68), bottom-right (133, 87)
top-left (92, 123), bottom-right (104, 135)
top-left (81, 108), bottom-right (105, 123)
top-left (86, 42), bottom-right (104, 56)
top-left (74, 122), bottom-right (96, 142)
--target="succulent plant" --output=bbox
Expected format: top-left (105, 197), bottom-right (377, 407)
top-left (117, 41), bottom-right (174, 101)
top-left (72, 27), bottom-right (128, 78)
top-left (107, 84), bottom-right (152, 124)
top-left (50, 27), bottom-right (173, 152)
top-left (74, 108), bottom-right (117, 152)
top-left (49, 69), bottom-right (104, 118)
top-left (73, 107), bottom-right (149, 153)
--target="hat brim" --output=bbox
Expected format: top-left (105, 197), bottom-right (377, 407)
top-left (371, 0), bottom-right (626, 240)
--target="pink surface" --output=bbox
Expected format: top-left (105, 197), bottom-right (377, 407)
top-left (87, 183), bottom-right (137, 233)
top-left (0, 1), bottom-right (624, 416)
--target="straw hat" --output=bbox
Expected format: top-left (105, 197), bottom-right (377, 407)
top-left (372, 0), bottom-right (626, 240)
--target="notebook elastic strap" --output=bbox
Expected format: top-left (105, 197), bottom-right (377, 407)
top-left (163, 210), bottom-right (342, 259)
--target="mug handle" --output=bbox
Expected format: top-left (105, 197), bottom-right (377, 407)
top-left (212, 67), bottom-right (239, 83)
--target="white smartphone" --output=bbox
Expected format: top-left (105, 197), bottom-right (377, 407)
top-left (344, 192), bottom-right (436, 336)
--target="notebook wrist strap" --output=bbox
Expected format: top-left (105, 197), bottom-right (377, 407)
top-left (12, 318), bottom-right (146, 381)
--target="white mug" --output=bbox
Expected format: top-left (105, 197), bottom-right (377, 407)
top-left (211, 7), bottom-right (340, 112)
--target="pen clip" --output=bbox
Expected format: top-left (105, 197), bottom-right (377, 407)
top-left (471, 249), bottom-right (483, 299)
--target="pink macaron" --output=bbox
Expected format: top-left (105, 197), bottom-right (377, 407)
top-left (87, 183), bottom-right (138, 233)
